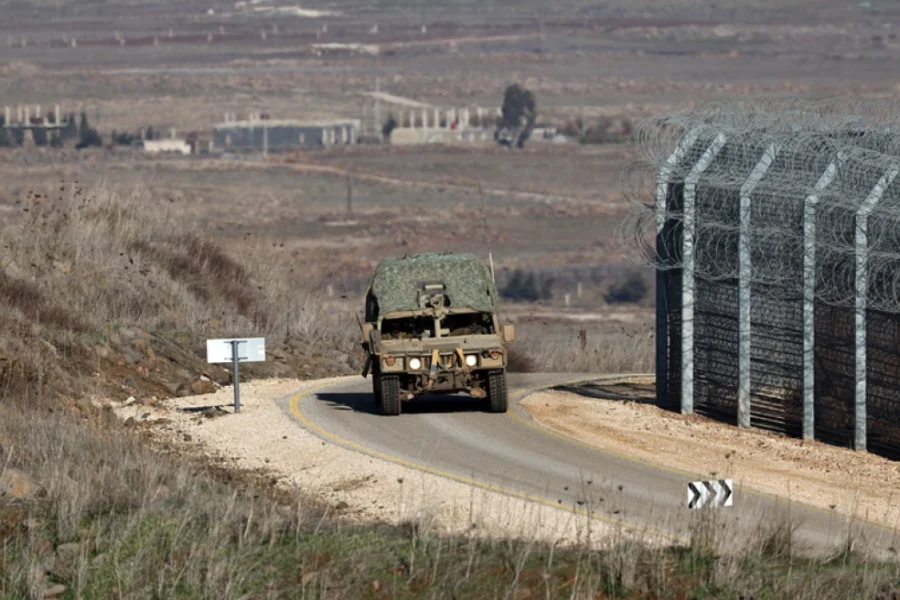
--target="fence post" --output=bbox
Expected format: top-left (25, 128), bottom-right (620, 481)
top-left (681, 132), bottom-right (727, 415)
top-left (853, 165), bottom-right (898, 451)
top-left (737, 143), bottom-right (780, 428)
top-left (802, 152), bottom-right (844, 440)
top-left (655, 129), bottom-right (700, 408)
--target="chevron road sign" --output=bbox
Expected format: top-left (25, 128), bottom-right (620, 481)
top-left (687, 479), bottom-right (733, 509)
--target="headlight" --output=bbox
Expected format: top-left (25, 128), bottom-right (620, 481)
top-left (409, 357), bottom-right (422, 370)
top-left (465, 354), bottom-right (477, 367)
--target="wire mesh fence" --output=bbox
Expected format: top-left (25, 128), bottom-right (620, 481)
top-left (621, 96), bottom-right (900, 459)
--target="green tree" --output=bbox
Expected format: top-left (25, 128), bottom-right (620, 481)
top-left (539, 275), bottom-right (554, 301)
top-left (382, 113), bottom-right (398, 138)
top-left (76, 127), bottom-right (102, 149)
top-left (111, 130), bottom-right (136, 146)
top-left (501, 268), bottom-right (543, 302)
top-left (32, 127), bottom-right (48, 146)
top-left (494, 83), bottom-right (537, 149)
top-left (604, 270), bottom-right (649, 304)
top-left (0, 114), bottom-right (8, 147)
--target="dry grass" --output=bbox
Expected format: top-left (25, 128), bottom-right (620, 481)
top-left (3, 179), bottom-right (357, 335)
top-left (1, 182), bottom-right (898, 598)
top-left (514, 319), bottom-right (654, 375)
top-left (0, 180), bottom-right (360, 402)
top-left (2, 404), bottom-right (900, 599)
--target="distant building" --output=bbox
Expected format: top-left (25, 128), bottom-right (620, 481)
top-left (213, 116), bottom-right (361, 152)
top-left (142, 139), bottom-right (191, 155)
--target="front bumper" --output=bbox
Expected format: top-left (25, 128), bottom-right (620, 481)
top-left (379, 347), bottom-right (506, 374)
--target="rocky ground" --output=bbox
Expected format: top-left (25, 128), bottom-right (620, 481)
top-left (78, 325), bottom-right (363, 405)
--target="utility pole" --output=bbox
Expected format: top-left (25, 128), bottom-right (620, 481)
top-left (346, 165), bottom-right (353, 216)
top-left (374, 76), bottom-right (381, 138)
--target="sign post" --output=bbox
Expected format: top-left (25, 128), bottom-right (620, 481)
top-left (206, 337), bottom-right (266, 413)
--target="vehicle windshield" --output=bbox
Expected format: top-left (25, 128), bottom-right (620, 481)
top-left (381, 312), bottom-right (494, 340)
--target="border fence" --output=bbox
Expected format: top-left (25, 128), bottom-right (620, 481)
top-left (621, 97), bottom-right (900, 459)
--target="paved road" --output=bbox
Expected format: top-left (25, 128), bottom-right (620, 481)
top-left (284, 373), bottom-right (899, 558)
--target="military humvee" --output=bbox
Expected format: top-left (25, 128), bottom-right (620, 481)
top-left (360, 252), bottom-right (516, 416)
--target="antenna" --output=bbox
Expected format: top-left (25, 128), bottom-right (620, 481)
top-left (476, 181), bottom-right (495, 284)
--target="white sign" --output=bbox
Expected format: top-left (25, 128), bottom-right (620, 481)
top-left (687, 479), bottom-right (733, 509)
top-left (206, 338), bottom-right (266, 363)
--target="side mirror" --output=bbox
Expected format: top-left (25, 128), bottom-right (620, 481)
top-left (501, 324), bottom-right (516, 343)
top-left (369, 329), bottom-right (382, 354)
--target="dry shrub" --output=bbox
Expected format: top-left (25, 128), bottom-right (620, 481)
top-left (130, 235), bottom-right (269, 328)
top-left (0, 272), bottom-right (87, 332)
top-left (506, 346), bottom-right (537, 373)
top-left (0, 404), bottom-right (310, 598)
top-left (1, 181), bottom-right (356, 334)
top-left (0, 182), bottom-right (277, 334)
top-left (753, 512), bottom-right (799, 561)
top-left (519, 322), bottom-right (654, 374)
top-left (0, 180), bottom-right (361, 403)
top-left (2, 402), bottom-right (900, 598)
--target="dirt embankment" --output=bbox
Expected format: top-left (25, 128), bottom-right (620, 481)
top-left (521, 383), bottom-right (900, 531)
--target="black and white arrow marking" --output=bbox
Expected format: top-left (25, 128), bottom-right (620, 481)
top-left (687, 479), bottom-right (733, 509)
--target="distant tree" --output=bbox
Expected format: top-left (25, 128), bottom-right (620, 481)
top-left (32, 127), bottom-right (48, 146)
top-left (49, 132), bottom-right (63, 148)
top-left (111, 130), bottom-right (136, 146)
top-left (501, 268), bottom-right (552, 302)
top-left (494, 83), bottom-right (537, 149)
top-left (76, 127), bottom-right (102, 149)
top-left (382, 113), bottom-right (398, 139)
top-left (12, 128), bottom-right (25, 146)
top-left (501, 269), bottom-right (528, 301)
top-left (60, 113), bottom-right (79, 143)
top-left (604, 270), bottom-right (649, 304)
top-left (79, 111), bottom-right (89, 135)
top-left (539, 275), bottom-right (554, 301)
top-left (578, 117), bottom-right (635, 145)
top-left (0, 128), bottom-right (11, 147)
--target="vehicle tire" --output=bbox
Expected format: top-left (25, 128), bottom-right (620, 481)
top-left (380, 375), bottom-right (401, 416)
top-left (487, 370), bottom-right (508, 413)
top-left (371, 363), bottom-right (382, 408)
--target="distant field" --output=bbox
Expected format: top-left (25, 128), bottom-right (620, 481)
top-left (1, 0), bottom-right (897, 137)
top-left (0, 144), bottom-right (634, 295)
top-left (0, 0), bottom-right (894, 311)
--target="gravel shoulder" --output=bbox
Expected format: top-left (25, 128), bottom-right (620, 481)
top-left (111, 377), bottom-right (648, 549)
top-left (520, 382), bottom-right (900, 531)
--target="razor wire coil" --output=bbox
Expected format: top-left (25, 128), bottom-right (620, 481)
top-left (620, 96), bottom-right (900, 314)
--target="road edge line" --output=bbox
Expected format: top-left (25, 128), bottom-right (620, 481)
top-left (511, 374), bottom-right (900, 538)
top-left (287, 377), bottom-right (689, 546)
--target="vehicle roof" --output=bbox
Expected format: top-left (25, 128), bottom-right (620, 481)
top-left (368, 252), bottom-right (498, 316)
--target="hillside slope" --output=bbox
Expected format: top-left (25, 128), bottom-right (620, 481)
top-left (0, 182), bottom-right (361, 406)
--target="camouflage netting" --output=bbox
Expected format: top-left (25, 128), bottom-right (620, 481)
top-left (367, 253), bottom-right (498, 319)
